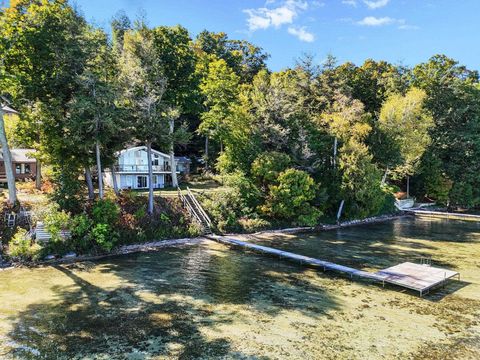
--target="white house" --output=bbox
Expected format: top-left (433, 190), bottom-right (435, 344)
top-left (104, 146), bottom-right (180, 190)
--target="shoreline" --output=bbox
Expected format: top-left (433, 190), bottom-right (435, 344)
top-left (0, 237), bottom-right (209, 271)
top-left (0, 212), bottom-right (410, 271)
top-left (249, 212), bottom-right (411, 236)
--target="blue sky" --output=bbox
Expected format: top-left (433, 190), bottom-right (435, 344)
top-left (72, 0), bottom-right (479, 71)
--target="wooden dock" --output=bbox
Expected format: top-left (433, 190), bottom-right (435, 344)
top-left (208, 235), bottom-right (459, 296)
top-left (408, 209), bottom-right (480, 222)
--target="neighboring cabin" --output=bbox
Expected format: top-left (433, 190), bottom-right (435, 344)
top-left (0, 149), bottom-right (37, 183)
top-left (104, 146), bottom-right (191, 190)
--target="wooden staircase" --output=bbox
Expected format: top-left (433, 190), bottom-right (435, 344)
top-left (178, 187), bottom-right (213, 235)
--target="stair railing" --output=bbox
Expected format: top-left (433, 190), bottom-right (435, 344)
top-left (178, 188), bottom-right (205, 227)
top-left (186, 187), bottom-right (212, 227)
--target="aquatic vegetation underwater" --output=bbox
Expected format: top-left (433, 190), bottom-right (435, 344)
top-left (0, 217), bottom-right (479, 359)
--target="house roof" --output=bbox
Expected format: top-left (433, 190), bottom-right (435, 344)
top-left (119, 146), bottom-right (170, 158)
top-left (175, 156), bottom-right (191, 163)
top-left (1, 105), bottom-right (19, 115)
top-left (0, 149), bottom-right (37, 163)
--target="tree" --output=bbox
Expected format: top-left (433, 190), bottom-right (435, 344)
top-left (251, 151), bottom-right (291, 189)
top-left (412, 55), bottom-right (480, 206)
top-left (321, 93), bottom-right (388, 218)
top-left (194, 30), bottom-right (269, 82)
top-left (0, 102), bottom-right (17, 204)
top-left (152, 25), bottom-right (197, 188)
top-left (68, 28), bottom-right (121, 199)
top-left (378, 88), bottom-right (434, 195)
top-left (199, 58), bottom-right (241, 156)
top-left (119, 25), bottom-right (168, 214)
top-left (261, 168), bottom-right (321, 226)
top-left (0, 0), bottom-right (90, 198)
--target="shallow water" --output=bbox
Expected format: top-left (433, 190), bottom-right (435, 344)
top-left (0, 217), bottom-right (479, 359)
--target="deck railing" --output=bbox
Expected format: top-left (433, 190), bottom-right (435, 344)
top-left (115, 164), bottom-right (171, 172)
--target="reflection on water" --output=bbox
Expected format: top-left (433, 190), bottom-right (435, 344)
top-left (0, 217), bottom-right (479, 359)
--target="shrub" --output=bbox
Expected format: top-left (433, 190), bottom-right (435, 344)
top-left (339, 142), bottom-right (387, 218)
top-left (70, 214), bottom-right (93, 252)
top-left (201, 189), bottom-right (249, 233)
top-left (237, 217), bottom-right (271, 232)
top-left (92, 199), bottom-right (120, 226)
top-left (251, 151), bottom-right (291, 187)
top-left (261, 168), bottom-right (322, 226)
top-left (449, 181), bottom-right (479, 208)
top-left (223, 171), bottom-right (262, 209)
top-left (44, 208), bottom-right (71, 242)
top-left (50, 167), bottom-right (85, 214)
top-left (7, 229), bottom-right (42, 261)
top-left (91, 223), bottom-right (117, 252)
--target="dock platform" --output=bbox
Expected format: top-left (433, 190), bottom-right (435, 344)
top-left (208, 235), bottom-right (459, 296)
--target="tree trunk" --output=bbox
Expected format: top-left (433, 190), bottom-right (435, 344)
top-left (0, 110), bottom-right (17, 205)
top-left (336, 199), bottom-right (345, 224)
top-left (381, 167), bottom-right (389, 185)
top-left (85, 167), bottom-right (95, 200)
top-left (111, 166), bottom-right (119, 196)
top-left (333, 137), bottom-right (338, 168)
top-left (146, 141), bottom-right (154, 215)
top-left (169, 118), bottom-right (178, 188)
top-left (204, 135), bottom-right (209, 171)
top-left (35, 160), bottom-right (42, 190)
top-left (96, 141), bottom-right (104, 199)
top-left (406, 176), bottom-right (410, 198)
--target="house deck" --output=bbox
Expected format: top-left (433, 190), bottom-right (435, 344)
top-left (208, 235), bottom-right (459, 296)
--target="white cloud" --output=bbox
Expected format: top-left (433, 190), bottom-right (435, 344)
top-left (288, 26), bottom-right (315, 42)
top-left (398, 24), bottom-right (420, 30)
top-left (311, 1), bottom-right (326, 8)
top-left (357, 16), bottom-right (404, 26)
top-left (342, 0), bottom-right (357, 6)
top-left (363, 0), bottom-right (390, 9)
top-left (243, 0), bottom-right (309, 31)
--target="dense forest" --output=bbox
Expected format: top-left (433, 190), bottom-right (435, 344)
top-left (2, 0), bottom-right (480, 241)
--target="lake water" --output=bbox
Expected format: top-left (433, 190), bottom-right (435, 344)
top-left (0, 217), bottom-right (479, 359)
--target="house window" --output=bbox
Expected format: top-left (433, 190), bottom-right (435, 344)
top-left (15, 164), bottom-right (21, 174)
top-left (137, 176), bottom-right (147, 188)
top-left (25, 164), bottom-right (31, 174)
top-left (152, 155), bottom-right (159, 166)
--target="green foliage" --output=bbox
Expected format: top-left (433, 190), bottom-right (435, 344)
top-left (412, 55), bottom-right (480, 206)
top-left (194, 30), bottom-right (269, 83)
top-left (92, 199), bottom-right (120, 226)
top-left (201, 188), bottom-right (252, 233)
top-left (199, 58), bottom-right (241, 143)
top-left (411, 151), bottom-right (452, 204)
top-left (7, 228), bottom-right (41, 261)
top-left (339, 141), bottom-right (388, 218)
top-left (222, 171), bottom-right (262, 210)
top-left (379, 88), bottom-right (434, 178)
top-left (449, 182), bottom-right (479, 209)
top-left (70, 214), bottom-right (93, 252)
top-left (251, 152), bottom-right (291, 187)
top-left (44, 207), bottom-right (71, 242)
top-left (261, 169), bottom-right (321, 226)
top-left (91, 223), bottom-right (115, 252)
top-left (49, 167), bottom-right (85, 214)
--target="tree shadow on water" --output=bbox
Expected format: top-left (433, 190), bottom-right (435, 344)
top-left (4, 244), bottom-right (339, 359)
top-left (5, 265), bottom-right (232, 359)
